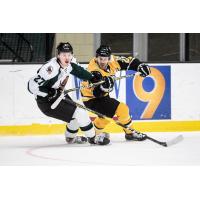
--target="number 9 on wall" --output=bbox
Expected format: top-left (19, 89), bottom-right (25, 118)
top-left (126, 65), bottom-right (171, 120)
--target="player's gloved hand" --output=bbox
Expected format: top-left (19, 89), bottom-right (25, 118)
top-left (47, 88), bottom-right (61, 101)
top-left (90, 71), bottom-right (103, 84)
top-left (137, 63), bottom-right (151, 77)
top-left (100, 76), bottom-right (114, 93)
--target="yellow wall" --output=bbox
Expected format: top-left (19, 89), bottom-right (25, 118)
top-left (1, 121), bottom-right (200, 136)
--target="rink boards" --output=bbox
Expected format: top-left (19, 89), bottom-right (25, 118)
top-left (0, 63), bottom-right (200, 135)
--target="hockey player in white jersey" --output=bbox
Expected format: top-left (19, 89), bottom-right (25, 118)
top-left (28, 42), bottom-right (110, 145)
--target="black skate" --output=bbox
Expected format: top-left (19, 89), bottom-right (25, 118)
top-left (66, 136), bottom-right (87, 144)
top-left (125, 130), bottom-right (147, 141)
top-left (88, 134), bottom-right (110, 145)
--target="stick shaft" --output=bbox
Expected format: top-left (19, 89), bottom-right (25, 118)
top-left (64, 73), bottom-right (135, 94)
top-left (64, 80), bottom-right (105, 94)
top-left (63, 98), bottom-right (167, 147)
top-left (52, 73), bottom-right (135, 110)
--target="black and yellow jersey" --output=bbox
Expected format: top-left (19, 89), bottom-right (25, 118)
top-left (81, 55), bottom-right (141, 101)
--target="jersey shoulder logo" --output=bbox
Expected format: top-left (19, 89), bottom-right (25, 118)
top-left (46, 66), bottom-right (53, 74)
top-left (116, 56), bottom-right (132, 63)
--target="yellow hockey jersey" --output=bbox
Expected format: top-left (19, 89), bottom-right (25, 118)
top-left (81, 55), bottom-right (138, 101)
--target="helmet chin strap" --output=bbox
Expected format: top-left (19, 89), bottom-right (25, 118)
top-left (62, 62), bottom-right (70, 69)
top-left (57, 58), bottom-right (69, 68)
top-left (99, 63), bottom-right (109, 72)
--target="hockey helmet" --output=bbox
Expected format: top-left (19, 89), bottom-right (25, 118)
top-left (57, 42), bottom-right (73, 54)
top-left (96, 45), bottom-right (111, 57)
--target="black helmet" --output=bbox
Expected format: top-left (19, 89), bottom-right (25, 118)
top-left (96, 45), bottom-right (111, 57)
top-left (57, 42), bottom-right (73, 54)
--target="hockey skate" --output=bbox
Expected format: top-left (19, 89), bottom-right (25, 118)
top-left (88, 134), bottom-right (110, 145)
top-left (65, 135), bottom-right (88, 144)
top-left (125, 130), bottom-right (147, 141)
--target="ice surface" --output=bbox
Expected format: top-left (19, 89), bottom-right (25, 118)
top-left (0, 132), bottom-right (200, 165)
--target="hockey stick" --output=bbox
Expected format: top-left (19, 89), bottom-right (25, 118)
top-left (64, 73), bottom-right (136, 94)
top-left (51, 73), bottom-right (135, 109)
top-left (63, 98), bottom-right (183, 147)
top-left (63, 80), bottom-right (105, 94)
top-left (50, 76), bottom-right (69, 110)
top-left (51, 80), bottom-right (105, 110)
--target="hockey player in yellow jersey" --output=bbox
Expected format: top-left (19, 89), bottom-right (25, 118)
top-left (81, 45), bottom-right (151, 141)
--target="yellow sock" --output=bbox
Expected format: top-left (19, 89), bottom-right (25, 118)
top-left (94, 117), bottom-right (110, 134)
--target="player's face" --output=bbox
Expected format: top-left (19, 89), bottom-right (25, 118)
top-left (96, 56), bottom-right (110, 69)
top-left (58, 52), bottom-right (73, 67)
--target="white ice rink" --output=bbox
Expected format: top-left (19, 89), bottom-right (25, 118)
top-left (0, 132), bottom-right (200, 165)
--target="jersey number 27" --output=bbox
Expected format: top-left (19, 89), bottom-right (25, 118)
top-left (34, 75), bottom-right (45, 85)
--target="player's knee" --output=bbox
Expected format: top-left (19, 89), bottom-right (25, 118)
top-left (116, 102), bottom-right (130, 117)
top-left (94, 117), bottom-right (110, 129)
top-left (115, 102), bottom-right (131, 124)
top-left (73, 107), bottom-right (91, 127)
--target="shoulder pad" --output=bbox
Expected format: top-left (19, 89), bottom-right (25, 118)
top-left (115, 56), bottom-right (133, 63)
top-left (38, 60), bottom-right (59, 80)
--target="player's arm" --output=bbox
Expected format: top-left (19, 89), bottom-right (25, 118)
top-left (116, 56), bottom-right (151, 77)
top-left (70, 63), bottom-right (101, 83)
top-left (90, 71), bottom-right (114, 98)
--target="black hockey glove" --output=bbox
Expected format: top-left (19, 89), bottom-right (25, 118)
top-left (137, 64), bottom-right (151, 77)
top-left (93, 76), bottom-right (115, 98)
top-left (90, 71), bottom-right (103, 84)
top-left (47, 88), bottom-right (61, 102)
top-left (100, 76), bottom-right (114, 93)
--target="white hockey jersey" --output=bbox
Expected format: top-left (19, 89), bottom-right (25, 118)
top-left (28, 57), bottom-right (93, 98)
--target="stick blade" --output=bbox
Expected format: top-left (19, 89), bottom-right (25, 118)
top-left (166, 135), bottom-right (184, 147)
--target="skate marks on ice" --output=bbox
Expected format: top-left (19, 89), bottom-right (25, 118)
top-left (26, 143), bottom-right (118, 166)
top-left (0, 132), bottom-right (199, 165)
top-left (26, 133), bottom-right (184, 165)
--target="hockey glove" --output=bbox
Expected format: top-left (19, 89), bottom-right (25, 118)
top-left (137, 64), bottom-right (151, 77)
top-left (90, 71), bottom-right (103, 84)
top-left (100, 76), bottom-right (114, 93)
top-left (47, 88), bottom-right (61, 102)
